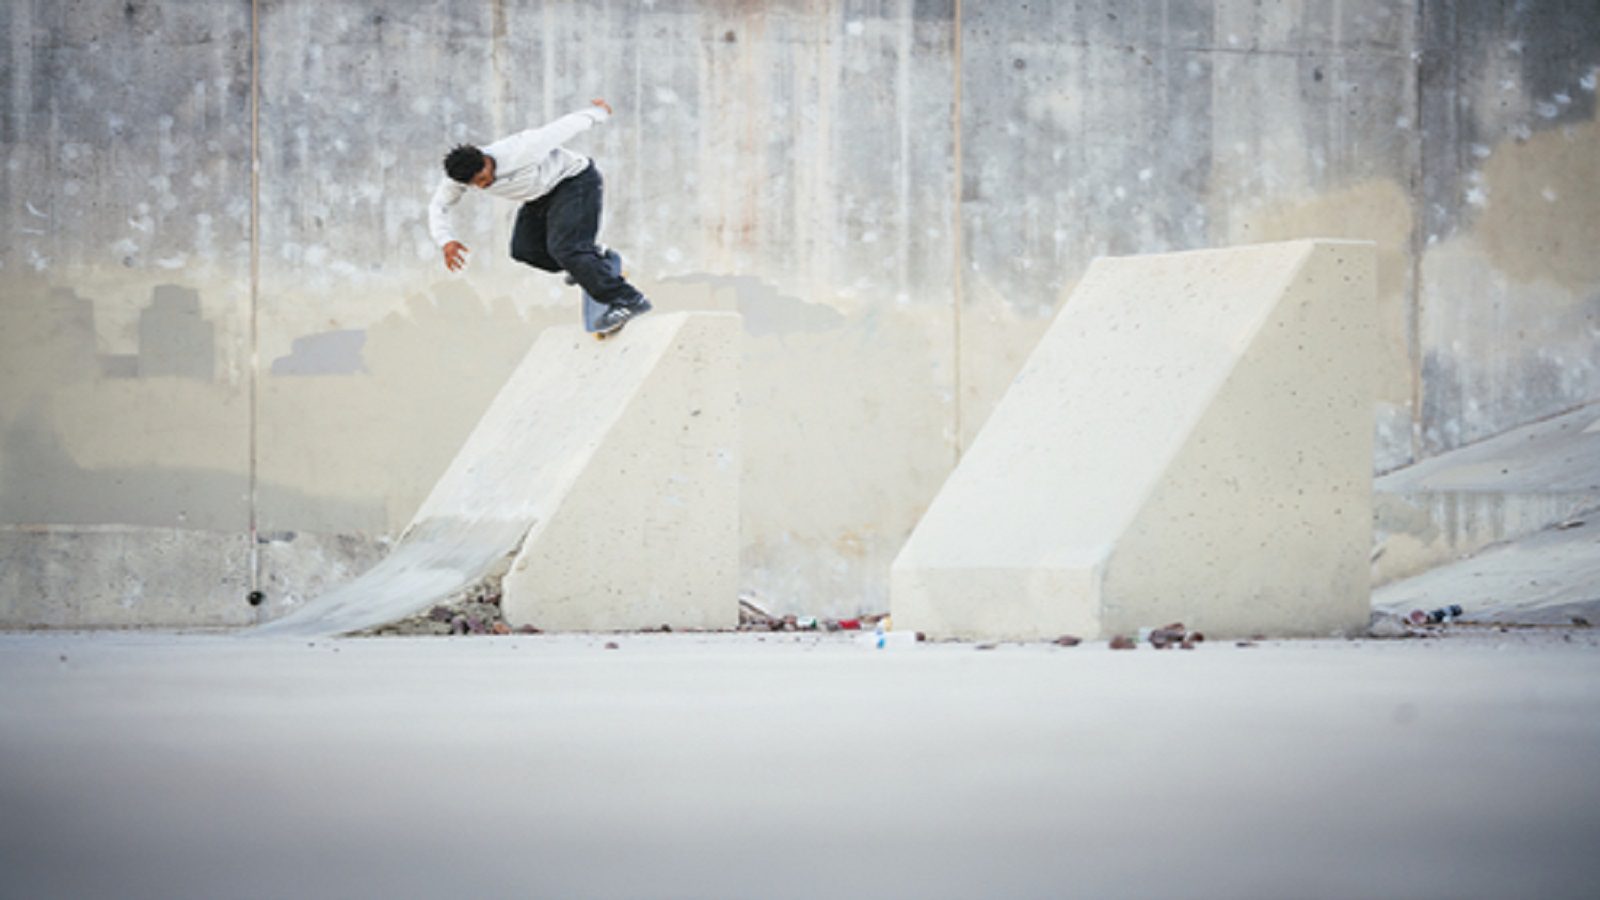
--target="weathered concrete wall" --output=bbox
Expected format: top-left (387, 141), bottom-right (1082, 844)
top-left (1416, 2), bottom-right (1600, 454)
top-left (0, 1), bottom-right (256, 623)
top-left (961, 1), bottom-right (1421, 470)
top-left (1, 2), bottom-right (253, 528)
top-left (2, 1), bottom-right (1596, 625)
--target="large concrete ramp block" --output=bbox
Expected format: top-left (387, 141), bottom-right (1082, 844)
top-left (501, 314), bottom-right (740, 631)
top-left (255, 312), bottom-right (739, 637)
top-left (892, 241), bottom-right (1376, 641)
top-left (1100, 243), bottom-right (1377, 637)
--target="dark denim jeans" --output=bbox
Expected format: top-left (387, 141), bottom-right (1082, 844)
top-left (509, 163), bottom-right (643, 307)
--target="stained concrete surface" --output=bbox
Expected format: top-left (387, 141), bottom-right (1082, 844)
top-left (2, 631), bottom-right (1598, 899)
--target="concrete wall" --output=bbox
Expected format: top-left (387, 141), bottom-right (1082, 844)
top-left (3, 1), bottom-right (1597, 624)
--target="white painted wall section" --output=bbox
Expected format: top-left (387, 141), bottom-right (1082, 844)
top-left (255, 312), bottom-right (740, 637)
top-left (892, 241), bottom-right (1377, 640)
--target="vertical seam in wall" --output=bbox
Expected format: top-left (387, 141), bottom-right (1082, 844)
top-left (490, 0), bottom-right (508, 139)
top-left (248, 0), bottom-right (261, 598)
top-left (1408, 1), bottom-right (1422, 462)
top-left (951, 0), bottom-right (965, 463)
top-left (1407, 0), bottom-right (1429, 463)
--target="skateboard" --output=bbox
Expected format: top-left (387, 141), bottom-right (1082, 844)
top-left (580, 249), bottom-right (628, 341)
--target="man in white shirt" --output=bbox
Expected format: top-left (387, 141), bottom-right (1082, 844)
top-left (427, 98), bottom-right (649, 334)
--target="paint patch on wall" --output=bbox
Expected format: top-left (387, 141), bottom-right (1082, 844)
top-left (1476, 117), bottom-right (1600, 291)
top-left (136, 285), bottom-right (215, 381)
top-left (665, 274), bottom-right (845, 337)
top-left (271, 329), bottom-right (368, 376)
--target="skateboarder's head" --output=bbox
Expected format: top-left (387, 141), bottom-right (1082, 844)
top-left (444, 144), bottom-right (494, 188)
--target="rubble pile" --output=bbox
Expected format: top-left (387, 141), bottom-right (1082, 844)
top-left (358, 575), bottom-right (535, 637)
top-left (1107, 622), bottom-right (1205, 650)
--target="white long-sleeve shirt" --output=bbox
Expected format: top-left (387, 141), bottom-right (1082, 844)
top-left (427, 106), bottom-right (609, 247)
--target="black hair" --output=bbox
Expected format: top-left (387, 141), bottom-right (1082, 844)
top-left (444, 144), bottom-right (486, 184)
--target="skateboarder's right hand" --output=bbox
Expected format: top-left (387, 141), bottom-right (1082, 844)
top-left (443, 241), bottom-right (469, 272)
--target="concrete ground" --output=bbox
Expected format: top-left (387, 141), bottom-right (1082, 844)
top-left (2, 629), bottom-right (1598, 900)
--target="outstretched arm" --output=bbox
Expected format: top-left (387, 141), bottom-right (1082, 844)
top-left (488, 100), bottom-right (613, 171)
top-left (428, 178), bottom-right (469, 271)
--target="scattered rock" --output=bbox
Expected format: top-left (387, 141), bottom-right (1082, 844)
top-left (1109, 635), bottom-right (1136, 650)
top-left (974, 642), bottom-right (998, 651)
top-left (1136, 622), bottom-right (1206, 649)
top-left (604, 641), bottom-right (619, 650)
top-left (1053, 635), bottom-right (1082, 647)
top-left (492, 621), bottom-right (511, 635)
top-left (1573, 616), bottom-right (1591, 628)
top-left (1235, 641), bottom-right (1256, 648)
top-left (1149, 626), bottom-right (1186, 648)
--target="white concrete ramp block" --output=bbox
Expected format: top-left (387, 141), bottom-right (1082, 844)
top-left (892, 241), bottom-right (1376, 640)
top-left (498, 315), bottom-right (740, 632)
top-left (256, 312), bottom-right (740, 637)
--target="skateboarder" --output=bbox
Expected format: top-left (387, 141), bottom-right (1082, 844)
top-left (427, 98), bottom-right (650, 335)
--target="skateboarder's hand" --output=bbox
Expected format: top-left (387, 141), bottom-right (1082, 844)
top-left (591, 98), bottom-right (612, 116)
top-left (443, 241), bottom-right (469, 272)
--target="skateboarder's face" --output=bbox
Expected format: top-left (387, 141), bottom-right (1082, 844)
top-left (470, 156), bottom-right (496, 189)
